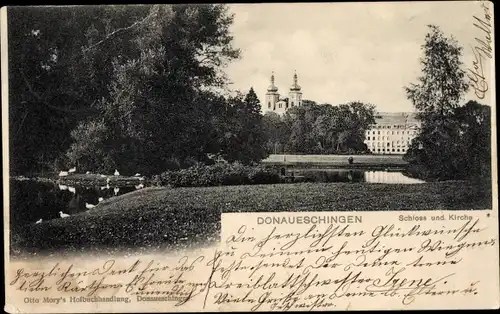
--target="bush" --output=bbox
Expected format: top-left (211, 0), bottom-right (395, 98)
top-left (404, 101), bottom-right (491, 181)
top-left (158, 163), bottom-right (281, 187)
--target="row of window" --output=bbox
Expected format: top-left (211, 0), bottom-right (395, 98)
top-left (369, 141), bottom-right (410, 147)
top-left (370, 148), bottom-right (407, 153)
top-left (373, 124), bottom-right (414, 129)
top-left (367, 136), bottom-right (413, 141)
top-left (366, 130), bottom-right (416, 135)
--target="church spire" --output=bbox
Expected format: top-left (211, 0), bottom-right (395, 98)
top-left (267, 71), bottom-right (278, 92)
top-left (290, 70), bottom-right (301, 91)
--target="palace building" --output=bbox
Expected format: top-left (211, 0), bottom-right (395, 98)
top-left (264, 72), bottom-right (303, 114)
top-left (364, 112), bottom-right (421, 155)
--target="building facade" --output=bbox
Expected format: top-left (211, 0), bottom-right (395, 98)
top-left (364, 112), bottom-right (421, 155)
top-left (264, 72), bottom-right (303, 114)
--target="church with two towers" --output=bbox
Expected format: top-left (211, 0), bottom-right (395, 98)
top-left (264, 72), bottom-right (303, 115)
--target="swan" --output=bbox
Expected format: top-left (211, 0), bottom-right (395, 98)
top-left (85, 203), bottom-right (96, 209)
top-left (59, 211), bottom-right (70, 218)
top-left (59, 171), bottom-right (69, 177)
top-left (134, 173), bottom-right (141, 177)
top-left (35, 218), bottom-right (42, 224)
top-left (68, 167), bottom-right (76, 173)
top-left (114, 169), bottom-right (120, 176)
top-left (86, 171), bottom-right (91, 174)
top-left (98, 197), bottom-right (104, 202)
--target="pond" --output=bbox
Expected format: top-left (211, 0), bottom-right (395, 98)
top-left (290, 169), bottom-right (425, 184)
top-left (10, 179), bottom-right (147, 229)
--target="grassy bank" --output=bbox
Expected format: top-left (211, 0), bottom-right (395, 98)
top-left (11, 181), bottom-right (491, 258)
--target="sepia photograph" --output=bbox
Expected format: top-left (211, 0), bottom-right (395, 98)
top-left (4, 2), bottom-right (494, 260)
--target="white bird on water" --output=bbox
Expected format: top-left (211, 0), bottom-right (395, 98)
top-left (35, 218), bottom-right (42, 224)
top-left (114, 169), bottom-right (120, 176)
top-left (134, 173), bottom-right (141, 177)
top-left (86, 171), bottom-right (91, 174)
top-left (68, 167), bottom-right (76, 173)
top-left (135, 183), bottom-right (144, 190)
top-left (114, 187), bottom-right (120, 196)
top-left (68, 186), bottom-right (76, 194)
top-left (100, 174), bottom-right (107, 178)
top-left (59, 211), bottom-right (70, 218)
top-left (85, 203), bottom-right (96, 209)
top-left (59, 171), bottom-right (69, 177)
top-left (59, 184), bottom-right (68, 191)
top-left (98, 197), bottom-right (104, 202)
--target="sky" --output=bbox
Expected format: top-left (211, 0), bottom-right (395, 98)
top-left (224, 2), bottom-right (494, 113)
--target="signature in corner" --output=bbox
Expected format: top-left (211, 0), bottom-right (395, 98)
top-left (467, 3), bottom-right (493, 100)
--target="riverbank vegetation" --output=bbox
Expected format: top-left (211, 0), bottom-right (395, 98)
top-left (156, 163), bottom-right (281, 187)
top-left (12, 180), bottom-right (491, 257)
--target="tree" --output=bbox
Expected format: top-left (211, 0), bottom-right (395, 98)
top-left (404, 25), bottom-right (490, 181)
top-left (8, 6), bottom-right (152, 174)
top-left (9, 5), bottom-right (245, 175)
top-left (282, 101), bottom-right (375, 154)
top-left (405, 25), bottom-right (469, 120)
top-left (64, 5), bottom-right (241, 175)
top-left (220, 88), bottom-right (268, 164)
top-left (262, 112), bottom-right (290, 154)
top-left (453, 100), bottom-right (491, 180)
top-left (284, 102), bottom-right (326, 153)
top-left (65, 119), bottom-right (112, 172)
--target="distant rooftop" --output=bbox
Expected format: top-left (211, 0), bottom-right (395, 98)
top-left (374, 112), bottom-right (419, 125)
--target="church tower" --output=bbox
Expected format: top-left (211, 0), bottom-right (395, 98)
top-left (265, 72), bottom-right (279, 111)
top-left (288, 71), bottom-right (302, 108)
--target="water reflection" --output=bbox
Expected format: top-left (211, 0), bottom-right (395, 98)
top-left (364, 171), bottom-right (424, 184)
top-left (10, 180), bottom-right (144, 229)
top-left (294, 169), bottom-right (424, 184)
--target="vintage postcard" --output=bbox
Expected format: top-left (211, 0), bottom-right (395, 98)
top-left (2, 1), bottom-right (498, 312)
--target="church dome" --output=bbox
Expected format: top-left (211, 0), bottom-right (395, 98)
top-left (267, 84), bottom-right (278, 92)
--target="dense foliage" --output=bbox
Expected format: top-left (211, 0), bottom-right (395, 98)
top-left (213, 88), bottom-right (268, 164)
top-left (263, 101), bottom-right (376, 154)
top-left (9, 5), bottom-right (267, 176)
top-left (157, 163), bottom-right (281, 187)
top-left (404, 25), bottom-right (491, 181)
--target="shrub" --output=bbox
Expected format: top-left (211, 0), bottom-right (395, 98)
top-left (159, 163), bottom-right (281, 187)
